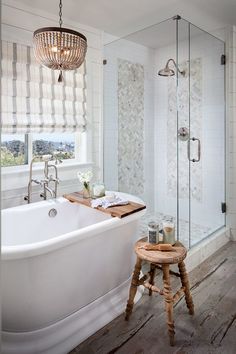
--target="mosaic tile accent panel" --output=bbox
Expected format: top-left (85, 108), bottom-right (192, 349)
top-left (117, 59), bottom-right (144, 195)
top-left (167, 58), bottom-right (202, 202)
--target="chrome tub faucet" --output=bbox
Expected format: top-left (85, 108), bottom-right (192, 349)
top-left (24, 155), bottom-right (61, 203)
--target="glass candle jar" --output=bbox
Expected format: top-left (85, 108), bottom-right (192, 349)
top-left (92, 182), bottom-right (105, 198)
top-left (148, 221), bottom-right (159, 244)
top-left (162, 217), bottom-right (175, 245)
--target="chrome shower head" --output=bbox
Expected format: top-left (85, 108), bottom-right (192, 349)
top-left (158, 66), bottom-right (175, 77)
top-left (158, 58), bottom-right (185, 77)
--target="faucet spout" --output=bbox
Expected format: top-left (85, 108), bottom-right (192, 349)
top-left (44, 185), bottom-right (55, 198)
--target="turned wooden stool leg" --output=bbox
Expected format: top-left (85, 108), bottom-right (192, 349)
top-left (162, 264), bottom-right (175, 346)
top-left (148, 263), bottom-right (156, 296)
top-left (125, 257), bottom-right (142, 320)
top-left (178, 261), bottom-right (194, 315)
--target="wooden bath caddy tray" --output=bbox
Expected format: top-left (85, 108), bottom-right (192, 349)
top-left (63, 192), bottom-right (146, 218)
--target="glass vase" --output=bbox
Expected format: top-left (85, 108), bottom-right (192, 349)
top-left (82, 184), bottom-right (91, 199)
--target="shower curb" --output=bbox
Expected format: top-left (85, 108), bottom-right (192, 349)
top-left (185, 227), bottom-right (230, 273)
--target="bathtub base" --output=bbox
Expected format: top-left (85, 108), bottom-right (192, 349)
top-left (2, 277), bottom-right (143, 354)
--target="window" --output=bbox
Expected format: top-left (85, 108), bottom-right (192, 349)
top-left (1, 133), bottom-right (79, 167)
top-left (1, 134), bottom-right (27, 166)
top-left (1, 40), bottom-right (88, 169)
top-left (32, 134), bottom-right (75, 161)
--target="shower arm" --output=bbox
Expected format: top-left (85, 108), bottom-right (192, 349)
top-left (166, 58), bottom-right (185, 76)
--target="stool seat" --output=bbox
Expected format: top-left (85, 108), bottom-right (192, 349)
top-left (135, 238), bottom-right (187, 264)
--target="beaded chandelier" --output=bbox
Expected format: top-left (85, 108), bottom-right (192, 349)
top-left (33, 0), bottom-right (87, 82)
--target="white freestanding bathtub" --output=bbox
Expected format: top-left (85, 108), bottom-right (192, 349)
top-left (1, 192), bottom-right (145, 354)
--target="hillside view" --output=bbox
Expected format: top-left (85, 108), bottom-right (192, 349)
top-left (1, 137), bottom-right (75, 166)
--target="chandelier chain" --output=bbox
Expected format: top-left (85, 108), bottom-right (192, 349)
top-left (59, 0), bottom-right (63, 28)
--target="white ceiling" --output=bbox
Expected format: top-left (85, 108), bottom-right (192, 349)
top-left (14, 0), bottom-right (236, 37)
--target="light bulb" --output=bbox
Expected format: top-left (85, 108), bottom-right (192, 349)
top-left (51, 46), bottom-right (58, 53)
top-left (62, 48), bottom-right (70, 55)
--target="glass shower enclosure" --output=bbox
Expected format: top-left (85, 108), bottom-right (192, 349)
top-left (103, 15), bottom-right (225, 248)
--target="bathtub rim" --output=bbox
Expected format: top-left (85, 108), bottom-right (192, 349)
top-left (2, 193), bottom-right (146, 260)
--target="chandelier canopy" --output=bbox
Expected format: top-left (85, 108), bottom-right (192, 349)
top-left (33, 0), bottom-right (87, 82)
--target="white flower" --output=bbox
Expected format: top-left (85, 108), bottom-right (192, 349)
top-left (77, 170), bottom-right (93, 184)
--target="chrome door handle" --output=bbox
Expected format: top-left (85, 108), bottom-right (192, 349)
top-left (187, 137), bottom-right (201, 162)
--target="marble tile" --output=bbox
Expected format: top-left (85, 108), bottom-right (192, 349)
top-left (117, 58), bottom-right (144, 195)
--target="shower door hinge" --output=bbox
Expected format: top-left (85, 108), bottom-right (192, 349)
top-left (221, 54), bottom-right (226, 65)
top-left (173, 15), bottom-right (181, 20)
top-left (221, 202), bottom-right (227, 213)
top-left (103, 59), bottom-right (107, 65)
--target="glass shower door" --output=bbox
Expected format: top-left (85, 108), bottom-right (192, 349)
top-left (188, 24), bottom-right (225, 247)
top-left (103, 16), bottom-right (225, 249)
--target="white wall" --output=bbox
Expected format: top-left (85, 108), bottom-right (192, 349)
top-left (227, 26), bottom-right (236, 240)
top-left (103, 38), bottom-right (155, 209)
top-left (154, 44), bottom-right (177, 219)
top-left (1, 0), bottom-right (104, 208)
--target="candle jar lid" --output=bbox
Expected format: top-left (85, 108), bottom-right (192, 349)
top-left (162, 216), bottom-right (174, 228)
top-left (148, 221), bottom-right (159, 230)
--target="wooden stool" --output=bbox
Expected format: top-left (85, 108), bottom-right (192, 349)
top-left (125, 238), bottom-right (194, 346)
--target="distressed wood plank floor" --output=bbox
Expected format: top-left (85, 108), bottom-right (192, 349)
top-left (70, 241), bottom-right (236, 354)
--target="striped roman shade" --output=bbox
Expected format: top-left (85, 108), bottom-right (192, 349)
top-left (1, 40), bottom-right (87, 133)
